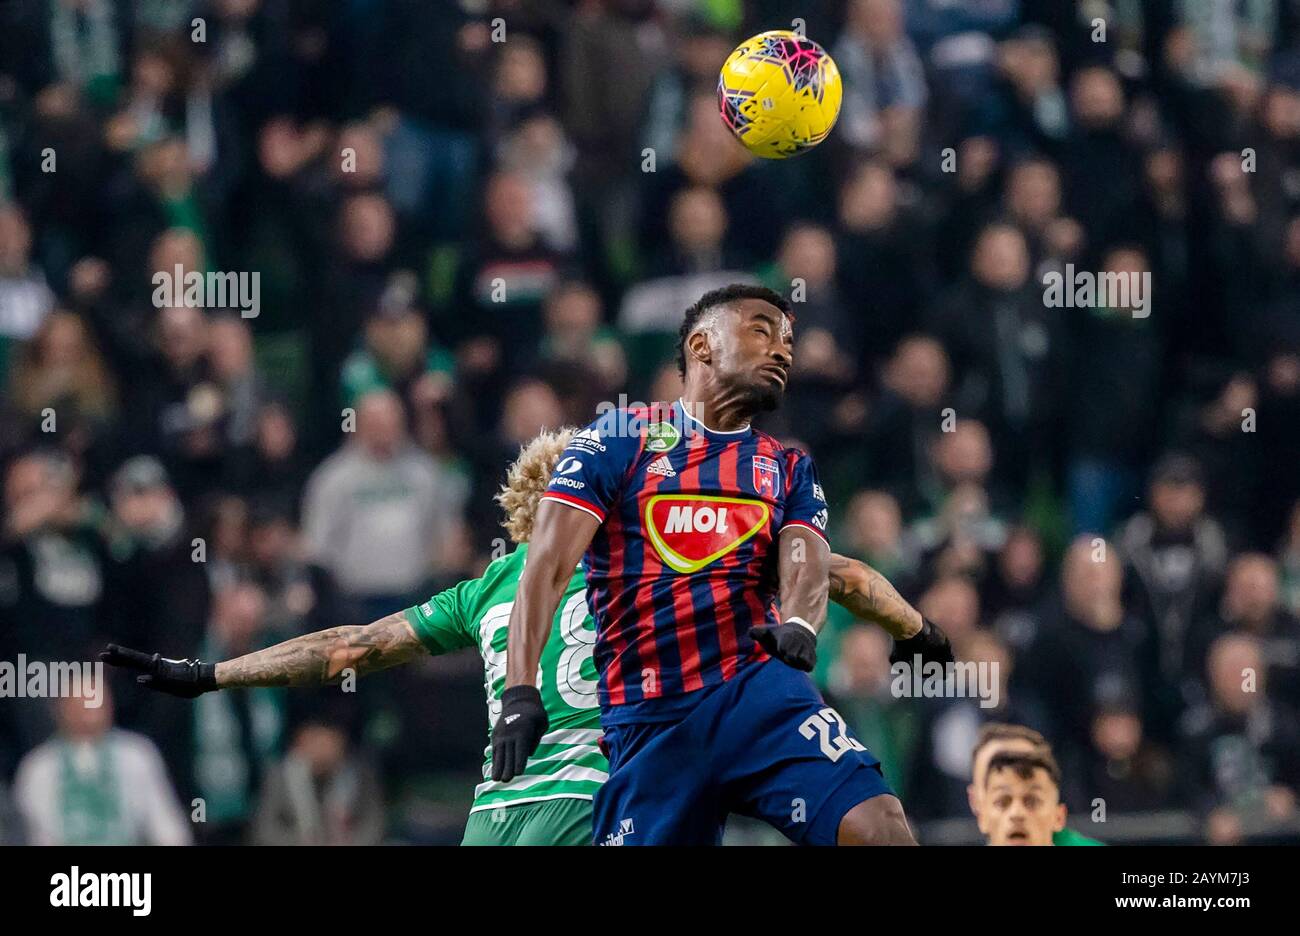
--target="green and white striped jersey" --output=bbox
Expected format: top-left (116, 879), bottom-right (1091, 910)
top-left (403, 544), bottom-right (606, 812)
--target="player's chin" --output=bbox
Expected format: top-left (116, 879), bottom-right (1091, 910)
top-left (746, 378), bottom-right (785, 413)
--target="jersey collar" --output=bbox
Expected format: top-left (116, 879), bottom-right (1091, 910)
top-left (677, 398), bottom-right (752, 439)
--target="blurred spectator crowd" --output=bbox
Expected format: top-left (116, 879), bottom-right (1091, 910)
top-left (1, 0), bottom-right (1300, 844)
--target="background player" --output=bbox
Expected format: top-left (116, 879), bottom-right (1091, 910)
top-left (969, 723), bottom-right (1103, 846)
top-left (495, 284), bottom-right (949, 845)
top-left (104, 424), bottom-right (948, 844)
top-left (977, 749), bottom-right (1068, 846)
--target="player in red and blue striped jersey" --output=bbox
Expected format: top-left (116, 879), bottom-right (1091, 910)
top-left (495, 284), bottom-right (942, 845)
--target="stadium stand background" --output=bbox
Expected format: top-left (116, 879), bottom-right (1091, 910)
top-left (1, 0), bottom-right (1299, 844)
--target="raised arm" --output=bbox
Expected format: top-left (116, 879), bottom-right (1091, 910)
top-left (827, 552), bottom-right (954, 664)
top-left (102, 612), bottom-right (426, 695)
top-left (492, 498), bottom-right (599, 781)
top-left (750, 525), bottom-right (831, 672)
top-left (827, 552), bottom-right (922, 640)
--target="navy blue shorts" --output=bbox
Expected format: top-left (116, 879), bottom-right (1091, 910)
top-left (592, 659), bottom-right (893, 846)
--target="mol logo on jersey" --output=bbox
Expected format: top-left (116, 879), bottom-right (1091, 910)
top-left (644, 494), bottom-right (769, 573)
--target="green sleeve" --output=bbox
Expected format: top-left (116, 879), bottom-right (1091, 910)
top-left (403, 578), bottom-right (479, 656)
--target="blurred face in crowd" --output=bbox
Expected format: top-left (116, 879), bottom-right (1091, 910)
top-left (334, 122), bottom-right (384, 187)
top-left (971, 224), bottom-right (1030, 291)
top-left (365, 310), bottom-right (427, 376)
top-left (1208, 635), bottom-right (1262, 715)
top-left (1149, 478), bottom-right (1204, 532)
top-left (650, 361), bottom-right (683, 406)
top-left (132, 48), bottom-right (176, 97)
top-left (885, 336), bottom-right (948, 407)
top-left (847, 490), bottom-right (902, 556)
top-left (999, 527), bottom-right (1044, 590)
top-left (1092, 710), bottom-right (1143, 762)
top-left (680, 31), bottom-right (732, 81)
top-left (544, 283), bottom-right (602, 343)
top-left (1145, 148), bottom-right (1182, 196)
top-left (1071, 66), bottom-right (1125, 130)
top-left (849, 0), bottom-right (904, 44)
top-left (5, 453), bottom-right (74, 517)
top-left (355, 391), bottom-right (406, 460)
top-left (257, 403), bottom-right (296, 462)
top-left (1283, 216), bottom-right (1300, 271)
top-left (934, 420), bottom-right (993, 486)
top-left (485, 172), bottom-right (536, 248)
top-left (1005, 160), bottom-right (1061, 230)
top-left (137, 137), bottom-right (192, 196)
top-left (35, 312), bottom-right (93, 369)
top-left (294, 723), bottom-right (349, 778)
top-left (1222, 554), bottom-right (1280, 628)
top-left (157, 305), bottom-right (209, 373)
top-left (1262, 85), bottom-right (1300, 139)
top-left (964, 630), bottom-right (1011, 700)
top-left (150, 228), bottom-right (205, 281)
top-left (669, 187), bottom-right (727, 253)
top-left (918, 576), bottom-right (980, 645)
top-left (495, 38), bottom-right (547, 103)
top-left (211, 495), bottom-right (249, 560)
top-left (212, 582), bottom-right (268, 652)
top-left (339, 193), bottom-right (395, 263)
top-left (208, 316), bottom-right (254, 381)
top-left (1099, 247), bottom-right (1150, 313)
top-left (999, 34), bottom-right (1059, 95)
top-left (250, 516), bottom-right (297, 567)
top-left (839, 161), bottom-right (897, 232)
top-left (56, 687), bottom-right (114, 742)
top-left (834, 624), bottom-right (894, 698)
top-left (112, 482), bottom-right (179, 537)
top-left (778, 225), bottom-right (836, 288)
top-left (0, 205), bottom-right (33, 274)
top-left (980, 762), bottom-right (1066, 845)
top-left (501, 379), bottom-right (563, 445)
top-left (1062, 539), bottom-right (1124, 630)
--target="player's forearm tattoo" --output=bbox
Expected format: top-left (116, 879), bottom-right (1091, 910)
top-left (827, 554), bottom-right (922, 640)
top-left (215, 612), bottom-right (424, 688)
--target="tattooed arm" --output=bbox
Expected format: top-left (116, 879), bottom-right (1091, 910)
top-left (827, 552), bottom-right (922, 641)
top-left (215, 612), bottom-right (426, 688)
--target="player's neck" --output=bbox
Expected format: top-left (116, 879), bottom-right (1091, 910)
top-left (677, 385), bottom-right (753, 434)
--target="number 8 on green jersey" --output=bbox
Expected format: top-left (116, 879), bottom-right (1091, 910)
top-left (403, 543), bottom-right (605, 842)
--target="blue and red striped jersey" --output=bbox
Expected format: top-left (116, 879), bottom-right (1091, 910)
top-left (541, 400), bottom-right (830, 721)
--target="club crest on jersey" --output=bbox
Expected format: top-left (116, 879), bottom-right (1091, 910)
top-left (751, 455), bottom-right (780, 497)
top-left (644, 494), bottom-right (769, 573)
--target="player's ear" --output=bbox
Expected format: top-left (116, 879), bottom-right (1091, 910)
top-left (687, 328), bottom-right (713, 369)
top-left (1053, 803), bottom-right (1067, 833)
top-left (966, 782), bottom-right (980, 818)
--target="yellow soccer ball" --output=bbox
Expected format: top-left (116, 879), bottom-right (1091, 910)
top-left (717, 30), bottom-right (843, 159)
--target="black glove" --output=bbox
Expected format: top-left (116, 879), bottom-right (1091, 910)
top-left (750, 620), bottom-right (818, 672)
top-left (491, 685), bottom-right (549, 782)
top-left (100, 644), bottom-right (217, 698)
top-left (889, 617), bottom-right (954, 667)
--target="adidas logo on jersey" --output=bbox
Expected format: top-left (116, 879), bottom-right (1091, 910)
top-left (647, 455), bottom-right (676, 477)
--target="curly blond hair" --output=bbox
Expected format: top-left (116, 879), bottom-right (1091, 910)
top-left (496, 427), bottom-right (576, 543)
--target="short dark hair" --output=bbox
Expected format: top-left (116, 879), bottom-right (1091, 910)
top-left (971, 722), bottom-right (1048, 774)
top-left (985, 750), bottom-right (1062, 789)
top-left (676, 284), bottom-right (792, 377)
